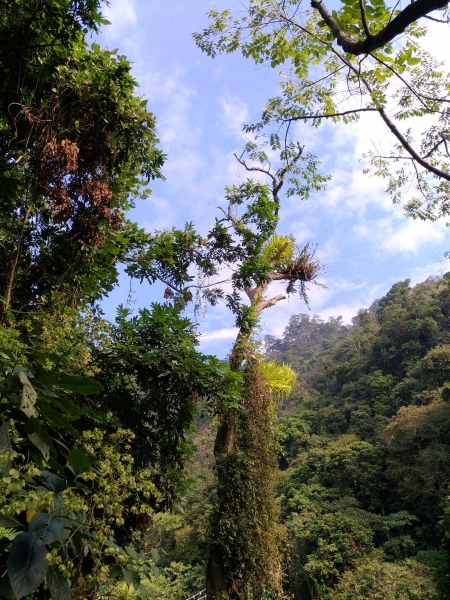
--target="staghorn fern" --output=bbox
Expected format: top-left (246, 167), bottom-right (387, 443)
top-left (259, 360), bottom-right (297, 402)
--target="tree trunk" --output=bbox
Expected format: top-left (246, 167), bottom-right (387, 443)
top-left (206, 329), bottom-right (250, 599)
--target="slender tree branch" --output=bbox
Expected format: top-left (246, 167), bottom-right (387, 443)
top-left (370, 53), bottom-right (432, 112)
top-left (4, 202), bottom-right (34, 311)
top-left (269, 272), bottom-right (300, 281)
top-left (335, 50), bottom-right (450, 182)
top-left (424, 14), bottom-right (450, 23)
top-left (422, 137), bottom-right (449, 159)
top-left (281, 107), bottom-right (378, 122)
top-left (311, 0), bottom-right (449, 56)
top-left (258, 293), bottom-right (286, 311)
top-left (186, 277), bottom-right (232, 290)
top-left (358, 0), bottom-right (372, 39)
top-left (377, 105), bottom-right (450, 182)
top-left (152, 274), bottom-right (183, 295)
top-left (234, 153), bottom-right (277, 185)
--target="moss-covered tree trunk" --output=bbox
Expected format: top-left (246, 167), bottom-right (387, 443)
top-left (206, 298), bottom-right (283, 599)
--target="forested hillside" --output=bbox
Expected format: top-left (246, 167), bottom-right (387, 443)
top-left (268, 277), bottom-right (450, 598)
top-left (152, 277), bottom-right (450, 598)
top-left (1, 0), bottom-right (450, 599)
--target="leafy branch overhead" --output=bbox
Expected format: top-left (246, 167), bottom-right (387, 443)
top-left (129, 140), bottom-right (327, 326)
top-left (194, 0), bottom-right (450, 221)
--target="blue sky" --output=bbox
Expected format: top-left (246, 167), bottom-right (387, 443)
top-left (96, 1), bottom-right (450, 358)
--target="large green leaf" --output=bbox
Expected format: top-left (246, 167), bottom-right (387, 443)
top-left (28, 433), bottom-right (50, 461)
top-left (38, 404), bottom-right (78, 437)
top-left (7, 532), bottom-right (47, 599)
top-left (0, 581), bottom-right (14, 599)
top-left (46, 564), bottom-right (71, 600)
top-left (38, 371), bottom-right (104, 395)
top-left (16, 371), bottom-right (37, 418)
top-left (29, 512), bottom-right (65, 545)
top-left (66, 449), bottom-right (95, 476)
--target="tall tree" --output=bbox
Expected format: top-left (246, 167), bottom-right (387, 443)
top-left (0, 0), bottom-right (165, 320)
top-left (194, 0), bottom-right (450, 221)
top-left (132, 139), bottom-right (328, 598)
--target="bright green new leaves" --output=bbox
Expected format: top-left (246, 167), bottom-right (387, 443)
top-left (259, 360), bottom-right (297, 401)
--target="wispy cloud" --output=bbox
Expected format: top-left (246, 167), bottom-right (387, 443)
top-left (199, 327), bottom-right (239, 343)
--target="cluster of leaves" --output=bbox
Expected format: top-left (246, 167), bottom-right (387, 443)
top-left (0, 299), bottom-right (242, 599)
top-left (265, 276), bottom-right (450, 598)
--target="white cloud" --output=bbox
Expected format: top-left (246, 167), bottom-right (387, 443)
top-left (141, 196), bottom-right (175, 232)
top-left (421, 20), bottom-right (450, 66)
top-left (102, 0), bottom-right (137, 39)
top-left (353, 215), bottom-right (448, 255)
top-left (219, 97), bottom-right (249, 140)
top-left (199, 327), bottom-right (239, 343)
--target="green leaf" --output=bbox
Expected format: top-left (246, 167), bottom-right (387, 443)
top-left (41, 470), bottom-right (66, 494)
top-left (66, 449), bottom-right (94, 476)
top-left (0, 514), bottom-right (23, 529)
top-left (38, 372), bottom-right (103, 395)
top-left (123, 568), bottom-right (135, 586)
top-left (38, 404), bottom-right (78, 437)
top-left (46, 564), bottom-right (71, 600)
top-left (7, 532), bottom-right (47, 599)
top-left (28, 433), bottom-right (50, 461)
top-left (151, 565), bottom-right (160, 578)
top-left (125, 546), bottom-right (139, 560)
top-left (17, 371), bottom-right (37, 418)
top-left (0, 421), bottom-right (12, 476)
top-left (0, 581), bottom-right (14, 599)
top-left (29, 512), bottom-right (65, 545)
top-left (150, 548), bottom-right (160, 563)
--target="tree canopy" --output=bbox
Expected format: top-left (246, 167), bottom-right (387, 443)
top-left (194, 0), bottom-right (450, 220)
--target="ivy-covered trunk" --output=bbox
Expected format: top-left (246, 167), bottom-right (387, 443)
top-left (206, 325), bottom-right (283, 599)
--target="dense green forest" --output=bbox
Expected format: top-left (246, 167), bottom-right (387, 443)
top-left (153, 277), bottom-right (450, 598)
top-left (1, 0), bottom-right (450, 599)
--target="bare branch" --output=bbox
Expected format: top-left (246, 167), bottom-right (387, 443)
top-left (234, 153), bottom-right (276, 185)
top-left (269, 272), bottom-right (298, 281)
top-left (152, 274), bottom-right (183, 295)
top-left (422, 138), bottom-right (449, 159)
top-left (258, 293), bottom-right (286, 311)
top-left (311, 0), bottom-right (449, 56)
top-left (424, 13), bottom-right (450, 23)
top-left (281, 107), bottom-right (378, 122)
top-left (186, 277), bottom-right (232, 290)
